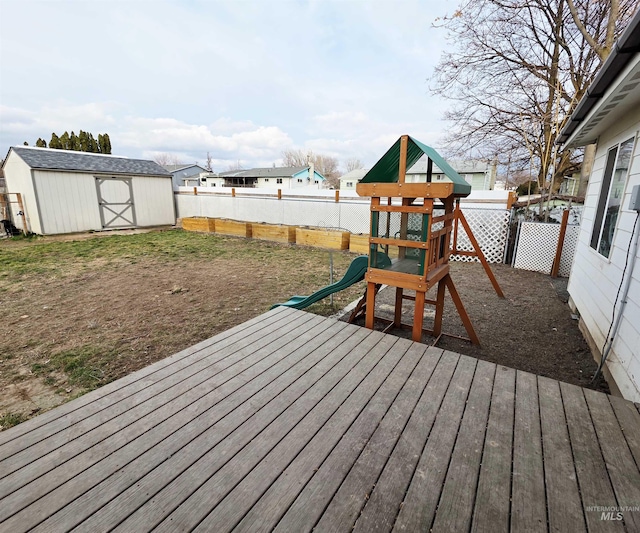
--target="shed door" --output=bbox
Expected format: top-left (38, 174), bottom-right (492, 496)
top-left (96, 177), bottom-right (137, 229)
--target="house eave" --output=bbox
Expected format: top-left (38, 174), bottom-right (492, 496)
top-left (559, 10), bottom-right (640, 148)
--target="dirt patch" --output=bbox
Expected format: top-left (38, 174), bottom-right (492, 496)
top-left (343, 261), bottom-right (608, 393)
top-left (0, 230), bottom-right (608, 428)
top-left (0, 230), bottom-right (363, 427)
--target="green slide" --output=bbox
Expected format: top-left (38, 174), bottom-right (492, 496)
top-left (272, 253), bottom-right (391, 310)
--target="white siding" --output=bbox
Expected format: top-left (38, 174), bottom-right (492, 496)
top-left (3, 151), bottom-right (41, 234)
top-left (33, 171), bottom-right (102, 234)
top-left (131, 177), bottom-right (175, 226)
top-left (568, 114), bottom-right (640, 401)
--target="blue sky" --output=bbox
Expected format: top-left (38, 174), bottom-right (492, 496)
top-left (0, 0), bottom-right (458, 171)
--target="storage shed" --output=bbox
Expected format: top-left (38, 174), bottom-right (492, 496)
top-left (1, 147), bottom-right (175, 234)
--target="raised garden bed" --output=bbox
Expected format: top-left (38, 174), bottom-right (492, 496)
top-left (295, 227), bottom-right (350, 250)
top-left (251, 223), bottom-right (296, 244)
top-left (214, 219), bottom-right (252, 238)
top-left (181, 217), bottom-right (215, 233)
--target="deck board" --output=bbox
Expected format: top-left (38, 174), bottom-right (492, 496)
top-left (1, 308), bottom-right (640, 533)
top-left (538, 376), bottom-right (585, 533)
top-left (472, 365), bottom-right (516, 533)
top-left (511, 371), bottom-right (546, 532)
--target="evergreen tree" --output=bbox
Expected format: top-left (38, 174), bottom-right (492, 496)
top-left (49, 133), bottom-right (62, 149)
top-left (23, 141), bottom-right (29, 146)
top-left (99, 133), bottom-right (112, 154)
top-left (78, 130), bottom-right (89, 152)
top-left (59, 131), bottom-right (71, 150)
top-left (87, 133), bottom-right (97, 153)
top-left (69, 131), bottom-right (80, 151)
top-left (32, 130), bottom-right (111, 153)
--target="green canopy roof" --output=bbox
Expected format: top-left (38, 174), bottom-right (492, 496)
top-left (360, 136), bottom-right (471, 197)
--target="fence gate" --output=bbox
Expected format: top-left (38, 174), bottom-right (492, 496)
top-left (96, 177), bottom-right (136, 229)
top-left (513, 221), bottom-right (580, 277)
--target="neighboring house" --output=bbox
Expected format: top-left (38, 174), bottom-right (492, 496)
top-left (199, 173), bottom-right (225, 187)
top-left (559, 10), bottom-right (640, 401)
top-left (2, 147), bottom-right (175, 234)
top-left (339, 160), bottom-right (497, 191)
top-left (164, 164), bottom-right (225, 189)
top-left (218, 166), bottom-right (326, 189)
top-left (406, 159), bottom-right (498, 190)
top-left (165, 164), bottom-right (206, 189)
top-left (339, 168), bottom-right (368, 190)
top-left (558, 173), bottom-right (581, 196)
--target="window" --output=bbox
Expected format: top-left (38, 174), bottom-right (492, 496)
top-left (346, 181), bottom-right (353, 187)
top-left (297, 178), bottom-right (303, 183)
top-left (314, 180), bottom-right (319, 184)
top-left (591, 136), bottom-right (635, 258)
top-left (264, 178), bottom-right (269, 182)
top-left (276, 178), bottom-right (282, 184)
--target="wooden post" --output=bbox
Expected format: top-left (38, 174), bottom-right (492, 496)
top-left (277, 189), bottom-right (282, 200)
top-left (507, 191), bottom-right (517, 210)
top-left (398, 135), bottom-right (408, 184)
top-left (442, 197), bottom-right (454, 263)
top-left (452, 199), bottom-right (460, 252)
top-left (433, 278), bottom-right (446, 336)
top-left (193, 187), bottom-right (198, 196)
top-left (232, 188), bottom-right (236, 197)
top-left (365, 282), bottom-right (377, 330)
top-left (412, 290), bottom-right (425, 342)
top-left (551, 209), bottom-right (570, 278)
top-left (394, 287), bottom-right (403, 327)
top-left (0, 193), bottom-right (7, 220)
top-left (15, 193), bottom-right (28, 235)
top-left (335, 190), bottom-right (340, 203)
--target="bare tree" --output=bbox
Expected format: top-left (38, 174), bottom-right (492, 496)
top-left (281, 149), bottom-right (341, 188)
top-left (205, 151), bottom-right (213, 172)
top-left (345, 158), bottom-right (363, 172)
top-left (227, 160), bottom-right (244, 171)
top-left (432, 0), bottom-right (637, 192)
top-left (153, 153), bottom-right (184, 167)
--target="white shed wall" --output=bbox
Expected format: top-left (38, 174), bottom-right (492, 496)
top-left (568, 114), bottom-right (640, 401)
top-left (3, 151), bottom-right (42, 234)
top-left (131, 177), bottom-right (175, 226)
top-left (33, 171), bottom-right (102, 234)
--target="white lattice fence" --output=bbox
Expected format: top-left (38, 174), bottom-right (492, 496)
top-left (450, 209), bottom-right (511, 264)
top-left (513, 222), bottom-right (580, 276)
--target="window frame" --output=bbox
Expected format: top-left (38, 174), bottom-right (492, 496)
top-left (590, 136), bottom-right (636, 258)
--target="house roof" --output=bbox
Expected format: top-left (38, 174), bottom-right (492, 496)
top-left (407, 159), bottom-right (489, 175)
top-left (559, 9), bottom-right (640, 147)
top-left (339, 169), bottom-right (369, 181)
top-left (359, 136), bottom-right (471, 196)
top-left (163, 164), bottom-right (206, 173)
top-left (8, 146), bottom-right (171, 177)
top-left (219, 166), bottom-right (325, 179)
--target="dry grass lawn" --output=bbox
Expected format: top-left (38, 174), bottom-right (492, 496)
top-left (0, 229), bottom-right (364, 429)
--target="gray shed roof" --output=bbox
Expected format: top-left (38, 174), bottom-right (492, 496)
top-left (10, 147), bottom-right (171, 177)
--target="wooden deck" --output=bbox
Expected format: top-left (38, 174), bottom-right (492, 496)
top-left (1, 306), bottom-right (640, 532)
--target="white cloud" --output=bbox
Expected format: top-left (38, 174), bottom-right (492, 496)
top-left (1, 0), bottom-right (458, 169)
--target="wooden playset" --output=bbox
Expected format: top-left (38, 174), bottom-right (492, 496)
top-left (350, 135), bottom-right (503, 344)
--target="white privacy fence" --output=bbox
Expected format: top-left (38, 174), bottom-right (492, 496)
top-left (513, 221), bottom-right (581, 277)
top-left (176, 190), bottom-right (371, 234)
top-left (176, 188), bottom-right (583, 276)
top-left (175, 188), bottom-right (512, 264)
